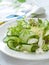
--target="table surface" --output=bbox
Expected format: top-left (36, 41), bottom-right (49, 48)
top-left (0, 0), bottom-right (49, 65)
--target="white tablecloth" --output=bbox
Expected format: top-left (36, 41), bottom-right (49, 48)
top-left (0, 0), bottom-right (49, 65)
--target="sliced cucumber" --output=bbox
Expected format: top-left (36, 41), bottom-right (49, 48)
top-left (20, 45), bottom-right (32, 52)
top-left (3, 36), bottom-right (20, 43)
top-left (7, 40), bottom-right (17, 50)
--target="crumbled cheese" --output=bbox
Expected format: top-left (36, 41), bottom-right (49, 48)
top-left (28, 38), bottom-right (38, 44)
top-left (36, 48), bottom-right (44, 54)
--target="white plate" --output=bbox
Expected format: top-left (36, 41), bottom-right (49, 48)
top-left (0, 19), bottom-right (49, 60)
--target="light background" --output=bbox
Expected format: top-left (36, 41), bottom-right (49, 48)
top-left (0, 0), bottom-right (49, 65)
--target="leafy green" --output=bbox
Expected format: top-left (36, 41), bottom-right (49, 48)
top-left (31, 43), bottom-right (39, 52)
top-left (18, 0), bottom-right (26, 3)
top-left (42, 44), bottom-right (49, 51)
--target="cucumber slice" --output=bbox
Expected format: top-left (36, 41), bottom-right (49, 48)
top-left (3, 36), bottom-right (20, 43)
top-left (20, 45), bottom-right (32, 52)
top-left (7, 40), bottom-right (17, 50)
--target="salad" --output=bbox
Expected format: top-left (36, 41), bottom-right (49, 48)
top-left (3, 18), bottom-right (49, 54)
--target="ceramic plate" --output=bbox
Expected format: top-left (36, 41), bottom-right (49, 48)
top-left (0, 19), bottom-right (49, 60)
